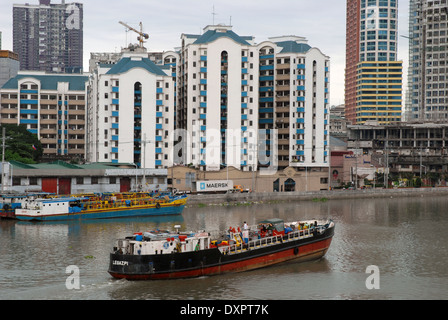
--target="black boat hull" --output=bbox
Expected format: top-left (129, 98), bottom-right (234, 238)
top-left (108, 224), bottom-right (334, 280)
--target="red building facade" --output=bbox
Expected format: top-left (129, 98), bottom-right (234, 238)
top-left (345, 0), bottom-right (360, 125)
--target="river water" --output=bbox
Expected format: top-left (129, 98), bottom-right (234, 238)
top-left (1, 195), bottom-right (447, 300)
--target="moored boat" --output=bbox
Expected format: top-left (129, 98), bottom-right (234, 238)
top-left (0, 193), bottom-right (53, 219)
top-left (14, 192), bottom-right (188, 221)
top-left (108, 218), bottom-right (335, 280)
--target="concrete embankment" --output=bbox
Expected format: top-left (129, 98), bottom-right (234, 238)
top-left (185, 187), bottom-right (448, 207)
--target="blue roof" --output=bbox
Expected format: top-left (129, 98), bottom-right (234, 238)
top-left (276, 41), bottom-right (311, 54)
top-left (1, 74), bottom-right (88, 91)
top-left (193, 30), bottom-right (252, 45)
top-left (42, 197), bottom-right (88, 203)
top-left (106, 57), bottom-right (167, 76)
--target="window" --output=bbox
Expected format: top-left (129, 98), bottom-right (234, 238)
top-left (378, 41), bottom-right (388, 50)
top-left (379, 19), bottom-right (388, 29)
top-left (91, 177), bottom-right (98, 185)
top-left (367, 30), bottom-right (376, 40)
top-left (378, 30), bottom-right (388, 39)
top-left (367, 42), bottom-right (376, 51)
top-left (13, 177), bottom-right (21, 186)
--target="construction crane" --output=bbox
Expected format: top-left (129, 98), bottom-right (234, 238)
top-left (119, 21), bottom-right (149, 48)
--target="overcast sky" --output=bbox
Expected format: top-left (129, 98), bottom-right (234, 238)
top-left (0, 0), bottom-right (410, 106)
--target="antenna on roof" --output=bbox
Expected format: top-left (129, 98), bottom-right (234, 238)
top-left (212, 5), bottom-right (217, 25)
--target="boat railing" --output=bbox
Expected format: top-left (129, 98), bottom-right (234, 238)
top-left (220, 227), bottom-right (318, 255)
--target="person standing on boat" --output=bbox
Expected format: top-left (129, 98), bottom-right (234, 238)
top-left (242, 221), bottom-right (250, 244)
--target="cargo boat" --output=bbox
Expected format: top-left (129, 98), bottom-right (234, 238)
top-left (108, 218), bottom-right (335, 280)
top-left (14, 192), bottom-right (188, 221)
top-left (0, 193), bottom-right (53, 219)
top-left (0, 194), bottom-right (28, 219)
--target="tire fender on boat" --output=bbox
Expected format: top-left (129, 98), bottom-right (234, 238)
top-left (294, 247), bottom-right (299, 255)
top-left (156, 202), bottom-right (161, 209)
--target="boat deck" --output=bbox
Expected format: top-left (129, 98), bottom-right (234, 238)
top-left (220, 227), bottom-right (319, 255)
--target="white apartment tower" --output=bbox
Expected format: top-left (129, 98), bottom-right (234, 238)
top-left (176, 25), bottom-right (330, 172)
top-left (87, 47), bottom-right (175, 169)
top-left (258, 36), bottom-right (330, 169)
top-left (176, 25), bottom-right (258, 171)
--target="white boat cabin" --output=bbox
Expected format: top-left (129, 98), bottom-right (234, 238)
top-left (114, 232), bottom-right (212, 255)
top-left (15, 197), bottom-right (85, 217)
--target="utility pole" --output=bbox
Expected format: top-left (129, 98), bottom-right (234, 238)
top-left (355, 138), bottom-right (359, 189)
top-left (1, 127), bottom-right (5, 193)
top-left (328, 144), bottom-right (331, 191)
top-left (251, 142), bottom-right (256, 192)
top-left (143, 133), bottom-right (147, 190)
top-left (384, 140), bottom-right (389, 188)
top-left (420, 146), bottom-right (422, 178)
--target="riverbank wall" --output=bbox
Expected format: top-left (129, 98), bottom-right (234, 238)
top-left (185, 187), bottom-right (448, 207)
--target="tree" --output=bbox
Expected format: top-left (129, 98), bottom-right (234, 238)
top-left (415, 177), bottom-right (422, 188)
top-left (0, 124), bottom-right (43, 164)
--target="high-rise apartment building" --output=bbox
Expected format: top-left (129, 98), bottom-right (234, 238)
top-left (258, 36), bottom-right (330, 170)
top-left (345, 0), bottom-right (403, 124)
top-left (0, 71), bottom-right (88, 161)
top-left (86, 25), bottom-right (330, 177)
top-left (87, 47), bottom-right (175, 169)
top-left (0, 51), bottom-right (20, 88)
top-left (13, 0), bottom-right (83, 73)
top-left (176, 25), bottom-right (330, 172)
top-left (176, 25), bottom-right (259, 172)
top-left (405, 0), bottom-right (448, 121)
top-left (346, 0), bottom-right (361, 124)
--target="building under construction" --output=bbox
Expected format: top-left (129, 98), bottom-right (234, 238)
top-left (347, 122), bottom-right (448, 176)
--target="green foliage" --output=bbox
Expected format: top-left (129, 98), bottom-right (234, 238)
top-left (415, 177), bottom-right (422, 188)
top-left (0, 124), bottom-right (43, 163)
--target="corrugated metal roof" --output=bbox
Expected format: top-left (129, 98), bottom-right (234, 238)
top-left (77, 163), bottom-right (128, 170)
top-left (9, 161), bottom-right (136, 171)
top-left (8, 160), bottom-right (35, 169)
top-left (28, 160), bottom-right (82, 170)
